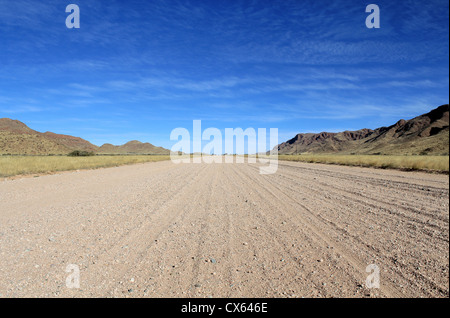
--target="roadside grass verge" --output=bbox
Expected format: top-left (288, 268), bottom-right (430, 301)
top-left (278, 154), bottom-right (449, 173)
top-left (0, 155), bottom-right (171, 178)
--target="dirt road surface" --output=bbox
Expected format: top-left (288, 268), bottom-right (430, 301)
top-left (0, 160), bottom-right (448, 298)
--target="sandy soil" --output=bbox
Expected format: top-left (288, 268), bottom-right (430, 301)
top-left (0, 160), bottom-right (448, 298)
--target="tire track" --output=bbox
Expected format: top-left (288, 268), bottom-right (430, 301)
top-left (273, 164), bottom-right (449, 226)
top-left (237, 163), bottom-right (406, 297)
top-left (262, 166), bottom-right (447, 297)
top-left (60, 163), bottom-right (212, 297)
top-left (249, 162), bottom-right (448, 297)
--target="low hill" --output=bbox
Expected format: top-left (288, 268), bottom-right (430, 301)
top-left (276, 104), bottom-right (449, 155)
top-left (0, 119), bottom-right (170, 155)
top-left (98, 140), bottom-right (170, 155)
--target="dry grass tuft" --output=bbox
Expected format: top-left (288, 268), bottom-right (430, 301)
top-left (278, 154), bottom-right (449, 173)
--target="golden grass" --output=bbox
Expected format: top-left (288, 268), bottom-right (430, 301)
top-left (278, 154), bottom-right (449, 173)
top-left (0, 155), bottom-right (171, 178)
top-left (1, 154), bottom-right (447, 178)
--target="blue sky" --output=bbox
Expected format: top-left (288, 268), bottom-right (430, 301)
top-left (0, 0), bottom-right (448, 151)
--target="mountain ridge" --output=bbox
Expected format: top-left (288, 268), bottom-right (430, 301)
top-left (276, 104), bottom-right (449, 155)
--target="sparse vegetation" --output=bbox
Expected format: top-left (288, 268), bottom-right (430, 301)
top-left (0, 155), bottom-right (171, 178)
top-left (68, 150), bottom-right (95, 156)
top-left (278, 154), bottom-right (449, 173)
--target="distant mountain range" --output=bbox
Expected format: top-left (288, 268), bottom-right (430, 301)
top-left (0, 119), bottom-right (170, 155)
top-left (1, 104), bottom-right (448, 156)
top-left (276, 104), bottom-right (449, 155)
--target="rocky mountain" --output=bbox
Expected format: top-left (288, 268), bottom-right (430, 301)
top-left (276, 104), bottom-right (449, 155)
top-left (0, 118), bottom-right (96, 155)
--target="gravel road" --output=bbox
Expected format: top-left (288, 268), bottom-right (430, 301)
top-left (0, 160), bottom-right (448, 298)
